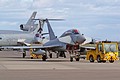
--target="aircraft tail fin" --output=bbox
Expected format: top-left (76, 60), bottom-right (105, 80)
top-left (46, 19), bottom-right (56, 40)
top-left (26, 11), bottom-right (37, 25)
top-left (20, 12), bottom-right (38, 32)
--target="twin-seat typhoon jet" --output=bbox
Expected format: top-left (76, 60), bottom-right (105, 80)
top-left (33, 19), bottom-right (87, 61)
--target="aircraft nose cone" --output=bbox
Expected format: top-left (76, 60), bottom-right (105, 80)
top-left (77, 35), bottom-right (86, 44)
top-left (71, 34), bottom-right (86, 44)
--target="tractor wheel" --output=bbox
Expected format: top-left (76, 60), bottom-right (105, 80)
top-left (109, 60), bottom-right (114, 63)
top-left (89, 55), bottom-right (94, 62)
top-left (102, 60), bottom-right (106, 63)
top-left (97, 56), bottom-right (101, 63)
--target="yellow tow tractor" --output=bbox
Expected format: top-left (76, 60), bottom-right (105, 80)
top-left (86, 41), bottom-right (119, 63)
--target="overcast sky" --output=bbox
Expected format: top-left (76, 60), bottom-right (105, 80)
top-left (0, 0), bottom-right (120, 41)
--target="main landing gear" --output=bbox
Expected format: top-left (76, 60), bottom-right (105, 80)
top-left (22, 51), bottom-right (26, 58)
top-left (56, 51), bottom-right (66, 58)
top-left (69, 52), bottom-right (80, 62)
top-left (42, 54), bottom-right (47, 61)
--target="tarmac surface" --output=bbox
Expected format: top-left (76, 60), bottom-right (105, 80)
top-left (0, 51), bottom-right (120, 80)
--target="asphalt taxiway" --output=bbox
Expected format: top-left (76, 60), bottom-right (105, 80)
top-left (0, 51), bottom-right (120, 80)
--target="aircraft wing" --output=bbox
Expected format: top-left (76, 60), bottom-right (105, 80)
top-left (80, 46), bottom-right (96, 50)
top-left (1, 45), bottom-right (62, 49)
top-left (80, 43), bottom-right (96, 50)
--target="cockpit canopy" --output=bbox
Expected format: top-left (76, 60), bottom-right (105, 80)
top-left (60, 29), bottom-right (80, 37)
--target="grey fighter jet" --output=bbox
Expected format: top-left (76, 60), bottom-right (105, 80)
top-left (41, 19), bottom-right (86, 61)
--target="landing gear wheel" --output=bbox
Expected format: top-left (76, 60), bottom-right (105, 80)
top-left (102, 60), bottom-right (106, 63)
top-left (49, 53), bottom-right (52, 58)
top-left (56, 52), bottom-right (59, 58)
top-left (97, 56), bottom-right (101, 63)
top-left (89, 56), bottom-right (94, 62)
top-left (70, 57), bottom-right (73, 62)
top-left (76, 58), bottom-right (79, 61)
top-left (23, 52), bottom-right (26, 58)
top-left (109, 60), bottom-right (114, 63)
top-left (63, 53), bottom-right (66, 58)
top-left (42, 55), bottom-right (47, 61)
